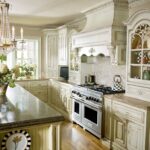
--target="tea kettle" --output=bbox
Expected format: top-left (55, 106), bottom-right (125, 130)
top-left (112, 75), bottom-right (124, 91)
top-left (85, 75), bottom-right (95, 85)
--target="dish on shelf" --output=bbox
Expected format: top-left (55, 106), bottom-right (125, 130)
top-left (136, 52), bottom-right (142, 63)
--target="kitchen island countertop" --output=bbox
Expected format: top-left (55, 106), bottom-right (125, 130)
top-left (0, 85), bottom-right (64, 130)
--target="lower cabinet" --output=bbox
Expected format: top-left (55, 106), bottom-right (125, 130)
top-left (103, 97), bottom-right (148, 150)
top-left (112, 114), bottom-right (127, 150)
top-left (102, 98), bottom-right (112, 148)
top-left (16, 80), bottom-right (48, 103)
top-left (127, 122), bottom-right (144, 150)
top-left (48, 79), bottom-right (72, 120)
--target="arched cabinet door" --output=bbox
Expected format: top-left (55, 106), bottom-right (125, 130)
top-left (124, 10), bottom-right (150, 102)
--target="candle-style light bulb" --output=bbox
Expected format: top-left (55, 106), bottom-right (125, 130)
top-left (20, 27), bottom-right (23, 40)
top-left (12, 26), bottom-right (15, 40)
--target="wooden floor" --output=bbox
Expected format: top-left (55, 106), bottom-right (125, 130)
top-left (61, 121), bottom-right (109, 150)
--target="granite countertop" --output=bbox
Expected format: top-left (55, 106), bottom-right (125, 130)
top-left (104, 94), bottom-right (150, 110)
top-left (0, 85), bottom-right (64, 130)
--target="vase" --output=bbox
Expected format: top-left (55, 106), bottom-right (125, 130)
top-left (143, 70), bottom-right (150, 80)
top-left (0, 84), bottom-right (8, 96)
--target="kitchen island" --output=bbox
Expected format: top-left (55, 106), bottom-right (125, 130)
top-left (0, 85), bottom-right (64, 150)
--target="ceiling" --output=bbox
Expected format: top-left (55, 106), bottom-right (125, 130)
top-left (7, 0), bottom-right (103, 27)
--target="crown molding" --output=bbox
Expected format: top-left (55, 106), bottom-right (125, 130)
top-left (128, 0), bottom-right (149, 7)
top-left (82, 0), bottom-right (128, 15)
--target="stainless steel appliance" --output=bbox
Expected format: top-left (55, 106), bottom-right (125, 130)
top-left (72, 85), bottom-right (103, 138)
top-left (72, 84), bottom-right (125, 138)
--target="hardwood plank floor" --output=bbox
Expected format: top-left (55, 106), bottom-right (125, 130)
top-left (61, 121), bottom-right (109, 150)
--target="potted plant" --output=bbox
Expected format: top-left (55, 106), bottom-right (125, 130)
top-left (19, 64), bottom-right (36, 79)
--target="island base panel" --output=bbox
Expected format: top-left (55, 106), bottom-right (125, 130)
top-left (0, 122), bottom-right (62, 150)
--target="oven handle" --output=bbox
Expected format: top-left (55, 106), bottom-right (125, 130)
top-left (83, 103), bottom-right (102, 110)
top-left (71, 97), bottom-right (83, 103)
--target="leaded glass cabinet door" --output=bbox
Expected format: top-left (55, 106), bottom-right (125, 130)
top-left (125, 10), bottom-right (150, 102)
top-left (129, 24), bottom-right (150, 83)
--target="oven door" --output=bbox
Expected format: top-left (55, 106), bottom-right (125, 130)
top-left (72, 98), bottom-right (82, 123)
top-left (82, 103), bottom-right (102, 134)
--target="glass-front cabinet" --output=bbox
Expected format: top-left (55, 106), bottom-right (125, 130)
top-left (130, 24), bottom-right (150, 81)
top-left (125, 10), bottom-right (150, 101)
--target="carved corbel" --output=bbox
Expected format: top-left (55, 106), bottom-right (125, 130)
top-left (107, 45), bottom-right (117, 65)
top-left (107, 45), bottom-right (126, 65)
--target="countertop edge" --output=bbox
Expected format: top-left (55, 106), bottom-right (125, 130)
top-left (0, 116), bottom-right (65, 130)
top-left (104, 94), bottom-right (150, 110)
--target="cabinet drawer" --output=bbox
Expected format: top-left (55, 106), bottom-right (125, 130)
top-left (126, 84), bottom-right (150, 101)
top-left (113, 102), bottom-right (145, 124)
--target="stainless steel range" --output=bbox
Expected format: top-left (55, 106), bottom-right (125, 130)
top-left (71, 84), bottom-right (125, 138)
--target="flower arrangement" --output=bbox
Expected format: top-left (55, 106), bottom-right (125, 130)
top-left (0, 54), bottom-right (20, 95)
top-left (0, 64), bottom-right (20, 87)
top-left (19, 64), bottom-right (36, 79)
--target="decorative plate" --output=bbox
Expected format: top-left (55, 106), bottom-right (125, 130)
top-left (1, 130), bottom-right (31, 150)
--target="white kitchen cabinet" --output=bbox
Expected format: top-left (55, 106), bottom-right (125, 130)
top-left (43, 29), bottom-right (59, 78)
top-left (48, 79), bottom-right (72, 120)
top-left (127, 122), bottom-right (144, 150)
top-left (102, 97), bottom-right (112, 148)
top-left (103, 96), bottom-right (149, 150)
top-left (17, 80), bottom-right (48, 103)
top-left (50, 80), bottom-right (61, 106)
top-left (125, 10), bottom-right (150, 101)
top-left (112, 101), bottom-right (146, 150)
top-left (60, 85), bottom-right (72, 113)
top-left (68, 29), bottom-right (82, 84)
top-left (58, 26), bottom-right (68, 65)
top-left (112, 114), bottom-right (127, 150)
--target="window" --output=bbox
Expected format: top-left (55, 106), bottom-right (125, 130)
top-left (16, 39), bottom-right (38, 64)
top-left (15, 38), bottom-right (41, 78)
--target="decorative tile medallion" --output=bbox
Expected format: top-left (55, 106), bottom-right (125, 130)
top-left (1, 130), bottom-right (31, 150)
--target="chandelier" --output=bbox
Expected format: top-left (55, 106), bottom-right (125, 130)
top-left (0, 0), bottom-right (24, 54)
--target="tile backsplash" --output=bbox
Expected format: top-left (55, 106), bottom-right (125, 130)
top-left (81, 56), bottom-right (126, 88)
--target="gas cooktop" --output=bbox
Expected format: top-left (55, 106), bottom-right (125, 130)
top-left (78, 84), bottom-right (125, 94)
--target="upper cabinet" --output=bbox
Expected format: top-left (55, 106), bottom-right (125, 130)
top-left (58, 26), bottom-right (68, 66)
top-left (130, 24), bottom-right (150, 80)
top-left (43, 29), bottom-right (59, 78)
top-left (125, 10), bottom-right (150, 101)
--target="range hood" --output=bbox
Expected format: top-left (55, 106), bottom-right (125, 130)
top-left (72, 0), bottom-right (128, 65)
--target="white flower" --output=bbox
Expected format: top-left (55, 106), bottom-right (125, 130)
top-left (0, 64), bottom-right (9, 74)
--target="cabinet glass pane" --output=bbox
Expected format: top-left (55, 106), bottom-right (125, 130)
top-left (131, 24), bottom-right (150, 49)
top-left (131, 51), bottom-right (142, 64)
top-left (143, 50), bottom-right (150, 64)
top-left (131, 34), bottom-right (142, 49)
top-left (131, 66), bottom-right (141, 79)
top-left (70, 51), bottom-right (79, 71)
top-left (142, 66), bottom-right (150, 80)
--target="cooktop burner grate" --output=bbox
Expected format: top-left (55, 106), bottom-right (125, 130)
top-left (78, 84), bottom-right (125, 94)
